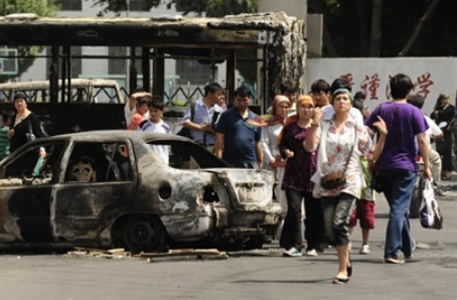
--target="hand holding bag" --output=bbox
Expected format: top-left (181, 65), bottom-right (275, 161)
top-left (419, 179), bottom-right (443, 229)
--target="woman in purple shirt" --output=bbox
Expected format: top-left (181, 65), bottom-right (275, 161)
top-left (278, 95), bottom-right (324, 257)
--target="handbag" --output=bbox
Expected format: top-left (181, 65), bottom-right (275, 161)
top-left (320, 126), bottom-right (357, 190)
top-left (419, 179), bottom-right (443, 229)
top-left (25, 118), bottom-right (36, 142)
top-left (320, 170), bottom-right (347, 190)
top-left (370, 170), bottom-right (384, 193)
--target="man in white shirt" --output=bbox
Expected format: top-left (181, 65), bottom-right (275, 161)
top-left (180, 82), bottom-right (224, 151)
top-left (408, 94), bottom-right (445, 195)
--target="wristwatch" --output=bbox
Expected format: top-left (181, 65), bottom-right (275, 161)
top-left (310, 120), bottom-right (319, 127)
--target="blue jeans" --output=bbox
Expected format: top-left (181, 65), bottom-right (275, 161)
top-left (380, 169), bottom-right (416, 259)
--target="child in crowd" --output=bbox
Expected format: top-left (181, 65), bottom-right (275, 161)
top-left (348, 96), bottom-right (375, 254)
top-left (128, 96), bottom-right (149, 130)
top-left (139, 98), bottom-right (171, 164)
top-left (348, 157), bottom-right (375, 254)
top-left (0, 110), bottom-right (14, 160)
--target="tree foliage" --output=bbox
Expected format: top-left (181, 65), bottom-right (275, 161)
top-left (308, 0), bottom-right (456, 57)
top-left (0, 0), bottom-right (59, 81)
top-left (168, 0), bottom-right (257, 17)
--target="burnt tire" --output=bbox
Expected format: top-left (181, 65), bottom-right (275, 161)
top-left (123, 215), bottom-right (164, 253)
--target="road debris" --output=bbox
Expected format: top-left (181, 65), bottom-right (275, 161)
top-left (140, 248), bottom-right (229, 263)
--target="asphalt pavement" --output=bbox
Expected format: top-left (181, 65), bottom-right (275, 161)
top-left (0, 176), bottom-right (456, 300)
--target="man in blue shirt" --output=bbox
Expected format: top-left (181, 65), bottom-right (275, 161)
top-left (215, 86), bottom-right (263, 169)
top-left (180, 82), bottom-right (225, 151)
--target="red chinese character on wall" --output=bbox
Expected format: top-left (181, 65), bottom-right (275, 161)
top-left (360, 73), bottom-right (381, 100)
top-left (340, 73), bottom-right (354, 87)
top-left (414, 73), bottom-right (434, 99)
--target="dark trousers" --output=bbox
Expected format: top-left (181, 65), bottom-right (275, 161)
top-left (436, 132), bottom-right (453, 172)
top-left (280, 189), bottom-right (325, 251)
top-left (321, 193), bottom-right (356, 246)
top-left (304, 194), bottom-right (325, 251)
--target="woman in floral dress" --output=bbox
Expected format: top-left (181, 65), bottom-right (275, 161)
top-left (305, 88), bottom-right (387, 284)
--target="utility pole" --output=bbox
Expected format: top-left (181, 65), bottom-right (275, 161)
top-left (125, 0), bottom-right (130, 93)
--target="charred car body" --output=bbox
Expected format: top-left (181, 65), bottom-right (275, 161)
top-left (0, 131), bottom-right (281, 252)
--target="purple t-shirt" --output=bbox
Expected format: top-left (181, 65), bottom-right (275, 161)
top-left (365, 102), bottom-right (428, 171)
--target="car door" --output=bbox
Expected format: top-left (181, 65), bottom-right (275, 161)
top-left (52, 140), bottom-right (137, 244)
top-left (0, 141), bottom-right (66, 242)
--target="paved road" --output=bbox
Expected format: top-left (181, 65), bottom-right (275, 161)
top-left (0, 180), bottom-right (456, 300)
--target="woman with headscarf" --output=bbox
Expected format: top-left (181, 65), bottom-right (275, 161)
top-left (7, 93), bottom-right (47, 152)
top-left (305, 88), bottom-right (386, 284)
top-left (277, 95), bottom-right (325, 257)
top-left (260, 95), bottom-right (291, 239)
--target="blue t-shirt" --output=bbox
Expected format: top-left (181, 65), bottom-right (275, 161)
top-left (216, 107), bottom-right (261, 164)
top-left (365, 102), bottom-right (428, 171)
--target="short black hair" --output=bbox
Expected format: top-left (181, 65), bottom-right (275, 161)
top-left (1, 109), bottom-right (14, 124)
top-left (407, 94), bottom-right (425, 110)
top-left (390, 73), bottom-right (413, 99)
top-left (13, 92), bottom-right (27, 102)
top-left (280, 81), bottom-right (297, 94)
top-left (234, 86), bottom-right (251, 99)
top-left (353, 99), bottom-right (364, 112)
top-left (136, 96), bottom-right (149, 107)
top-left (330, 78), bottom-right (352, 94)
top-left (204, 82), bottom-right (223, 96)
top-left (147, 98), bottom-right (165, 110)
top-left (310, 79), bottom-right (330, 94)
top-left (354, 91), bottom-right (365, 100)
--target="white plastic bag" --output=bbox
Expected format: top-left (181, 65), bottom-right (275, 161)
top-left (419, 179), bottom-right (443, 229)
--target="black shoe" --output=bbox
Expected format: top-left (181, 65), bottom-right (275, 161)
top-left (347, 253), bottom-right (352, 277)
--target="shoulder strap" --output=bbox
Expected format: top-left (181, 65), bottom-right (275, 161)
top-left (27, 116), bottom-right (33, 134)
top-left (344, 126), bottom-right (357, 170)
top-left (139, 119), bottom-right (149, 131)
top-left (190, 100), bottom-right (197, 122)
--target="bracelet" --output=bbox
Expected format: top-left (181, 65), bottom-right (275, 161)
top-left (310, 121), bottom-right (319, 127)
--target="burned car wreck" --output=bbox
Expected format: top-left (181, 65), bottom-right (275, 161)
top-left (0, 131), bottom-right (281, 252)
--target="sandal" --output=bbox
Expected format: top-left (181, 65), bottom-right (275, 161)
top-left (332, 277), bottom-right (350, 284)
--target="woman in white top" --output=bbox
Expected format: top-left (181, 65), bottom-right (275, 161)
top-left (260, 95), bottom-right (291, 237)
top-left (305, 88), bottom-right (386, 284)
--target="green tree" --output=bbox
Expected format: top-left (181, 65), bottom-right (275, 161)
top-left (0, 0), bottom-right (59, 82)
top-left (308, 0), bottom-right (451, 57)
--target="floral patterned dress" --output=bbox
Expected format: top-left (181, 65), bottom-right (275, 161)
top-left (311, 117), bottom-right (374, 199)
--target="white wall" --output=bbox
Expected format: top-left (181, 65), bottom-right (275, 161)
top-left (306, 57), bottom-right (457, 115)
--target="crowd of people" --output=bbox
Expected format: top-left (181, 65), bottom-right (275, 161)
top-left (0, 73), bottom-right (454, 284)
top-left (119, 74), bottom-right (448, 284)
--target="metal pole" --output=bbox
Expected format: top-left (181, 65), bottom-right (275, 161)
top-left (125, 0), bottom-right (130, 93)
